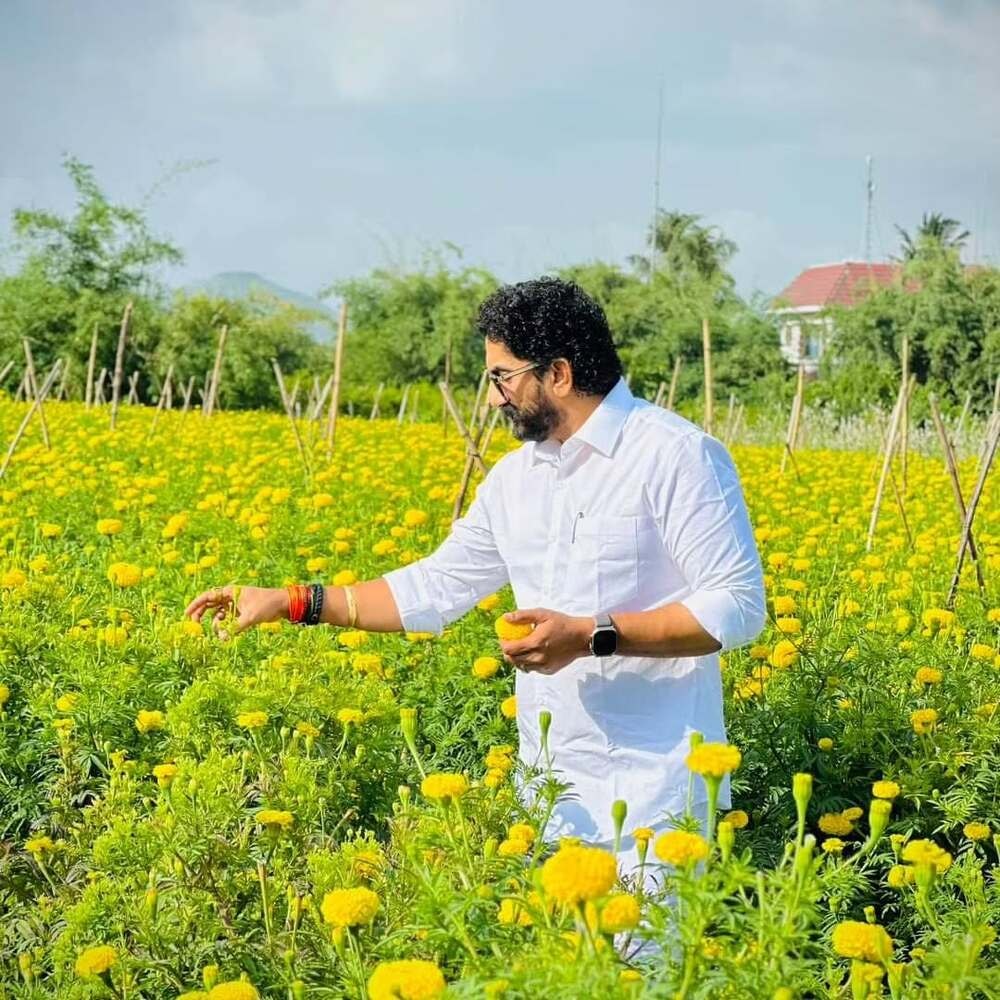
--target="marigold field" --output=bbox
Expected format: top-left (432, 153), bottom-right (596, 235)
top-left (2, 398), bottom-right (1000, 999)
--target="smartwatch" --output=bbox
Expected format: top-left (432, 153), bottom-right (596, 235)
top-left (589, 613), bottom-right (618, 657)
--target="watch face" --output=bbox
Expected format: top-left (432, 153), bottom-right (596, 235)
top-left (592, 627), bottom-right (617, 656)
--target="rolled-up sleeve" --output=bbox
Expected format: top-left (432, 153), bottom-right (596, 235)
top-left (663, 433), bottom-right (766, 653)
top-left (382, 472), bottom-right (509, 635)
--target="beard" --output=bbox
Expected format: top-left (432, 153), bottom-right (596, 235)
top-left (502, 386), bottom-right (562, 443)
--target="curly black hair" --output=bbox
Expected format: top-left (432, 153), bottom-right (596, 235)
top-left (476, 277), bottom-right (623, 397)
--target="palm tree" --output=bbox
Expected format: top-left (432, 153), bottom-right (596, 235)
top-left (895, 212), bottom-right (970, 261)
top-left (630, 209), bottom-right (737, 284)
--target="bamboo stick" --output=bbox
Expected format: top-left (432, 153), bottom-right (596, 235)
top-left (899, 335), bottom-right (909, 495)
top-left (653, 381), bottom-right (666, 408)
top-left (866, 375), bottom-right (908, 552)
top-left (146, 363), bottom-right (174, 443)
top-left (451, 399), bottom-right (498, 521)
top-left (21, 340), bottom-right (50, 448)
top-left (85, 322), bottom-right (98, 408)
top-left (1, 360), bottom-right (61, 479)
top-left (947, 413), bottom-right (1000, 607)
top-left (311, 374), bottom-right (334, 421)
top-left (0, 360), bottom-right (14, 387)
top-left (780, 364), bottom-right (805, 475)
top-left (929, 393), bottom-right (986, 595)
top-left (57, 356), bottom-right (71, 400)
top-left (667, 355), bottom-right (682, 410)
top-left (272, 358), bottom-right (309, 472)
top-left (204, 325), bottom-right (228, 418)
top-left (397, 384), bottom-right (411, 424)
top-left (325, 303), bottom-right (348, 457)
top-left (95, 368), bottom-right (107, 405)
top-left (702, 318), bottom-right (713, 434)
top-left (369, 381), bottom-right (385, 420)
top-left (126, 370), bottom-right (140, 405)
top-left (409, 386), bottom-right (419, 423)
top-left (181, 376), bottom-right (196, 413)
top-left (440, 381), bottom-right (488, 478)
top-left (110, 301), bottom-right (132, 430)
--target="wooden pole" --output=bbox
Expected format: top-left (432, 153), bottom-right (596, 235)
top-left (409, 386), bottom-right (419, 423)
top-left (146, 363), bottom-right (174, 442)
top-left (397, 384), bottom-right (411, 424)
top-left (311, 374), bottom-right (334, 421)
top-left (181, 376), bottom-right (196, 413)
top-left (0, 360), bottom-right (14, 387)
top-left (929, 393), bottom-right (986, 596)
top-left (466, 370), bottom-right (488, 429)
top-left (439, 381), bottom-right (488, 478)
top-left (85, 322), bottom-right (98, 408)
top-left (653, 381), bottom-right (666, 408)
top-left (702, 317), bottom-right (713, 434)
top-left (667, 355), bottom-right (682, 410)
top-left (369, 381), bottom-right (385, 420)
top-left (947, 414), bottom-right (1000, 607)
top-left (781, 364), bottom-right (805, 475)
top-left (451, 400), bottom-right (498, 521)
top-left (95, 368), bottom-right (107, 405)
top-left (866, 377), bottom-right (907, 552)
top-left (1, 360), bottom-right (61, 479)
top-left (57, 357), bottom-right (71, 400)
top-left (110, 301), bottom-right (132, 430)
top-left (21, 340), bottom-right (50, 448)
top-left (204, 325), bottom-right (228, 418)
top-left (900, 334), bottom-right (909, 496)
top-left (272, 358), bottom-right (309, 472)
top-left (126, 370), bottom-right (140, 405)
top-left (325, 303), bottom-right (348, 457)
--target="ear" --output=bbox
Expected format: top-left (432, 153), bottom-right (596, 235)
top-left (549, 358), bottom-right (574, 397)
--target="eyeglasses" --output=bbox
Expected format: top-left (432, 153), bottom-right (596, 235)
top-left (485, 361), bottom-right (545, 400)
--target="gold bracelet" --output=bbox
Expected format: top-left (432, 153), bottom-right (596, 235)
top-left (343, 584), bottom-right (358, 628)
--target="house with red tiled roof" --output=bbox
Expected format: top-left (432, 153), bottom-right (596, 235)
top-left (772, 261), bottom-right (901, 373)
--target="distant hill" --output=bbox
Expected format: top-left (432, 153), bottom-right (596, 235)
top-left (182, 271), bottom-right (338, 342)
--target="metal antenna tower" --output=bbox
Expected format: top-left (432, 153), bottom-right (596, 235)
top-left (863, 155), bottom-right (875, 263)
top-left (648, 77), bottom-right (664, 281)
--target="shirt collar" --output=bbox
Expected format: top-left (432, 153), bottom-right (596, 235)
top-left (529, 375), bottom-right (635, 467)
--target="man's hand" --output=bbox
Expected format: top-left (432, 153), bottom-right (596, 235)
top-left (498, 608), bottom-right (592, 676)
top-left (184, 584), bottom-right (289, 639)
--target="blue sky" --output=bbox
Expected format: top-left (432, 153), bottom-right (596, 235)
top-left (2, 0), bottom-right (998, 300)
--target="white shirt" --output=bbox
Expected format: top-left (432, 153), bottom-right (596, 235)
top-left (383, 376), bottom-right (766, 842)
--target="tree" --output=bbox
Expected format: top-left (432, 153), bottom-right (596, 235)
top-left (630, 209), bottom-right (737, 291)
top-left (894, 212), bottom-right (970, 262)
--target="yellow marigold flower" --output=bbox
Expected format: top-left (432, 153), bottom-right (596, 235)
top-left (403, 509), bottom-right (428, 527)
top-left (818, 814), bottom-right (854, 836)
top-left (472, 656), bottom-right (500, 680)
top-left (769, 639), bottom-right (799, 669)
top-left (921, 608), bottom-right (954, 630)
top-left (914, 666), bottom-right (942, 685)
top-left (887, 865), bottom-right (913, 888)
top-left (107, 562), bottom-right (142, 587)
top-left (256, 809), bottom-right (294, 832)
top-left (841, 806), bottom-right (864, 822)
top-left (541, 844), bottom-right (617, 905)
top-left (331, 570), bottom-right (357, 587)
top-left (600, 893), bottom-right (640, 932)
top-left (295, 720), bottom-right (320, 739)
top-left (55, 693), bottom-right (80, 713)
top-left (367, 959), bottom-right (445, 1000)
top-left (420, 772), bottom-right (469, 801)
top-left (0, 683), bottom-right (10, 707)
top-left (25, 835), bottom-right (55, 856)
top-left (477, 593), bottom-right (501, 612)
top-left (236, 711), bottom-right (268, 730)
top-left (970, 642), bottom-right (996, 660)
top-left (96, 518), bottom-right (123, 536)
top-left (338, 629), bottom-right (368, 649)
top-left (963, 821), bottom-right (991, 841)
top-left (722, 809), bottom-right (749, 829)
top-left (494, 614), bottom-right (533, 641)
top-left (620, 969), bottom-right (643, 985)
top-left (910, 708), bottom-right (938, 735)
top-left (631, 827), bottom-right (655, 844)
top-left (772, 595), bottom-right (797, 615)
top-left (497, 838), bottom-right (529, 858)
top-left (351, 653), bottom-right (383, 677)
top-left (686, 742), bottom-right (742, 778)
top-left (508, 823), bottom-right (535, 844)
top-left (818, 737), bottom-right (834, 751)
top-left (872, 780), bottom-right (900, 800)
top-left (831, 920), bottom-right (893, 963)
top-left (40, 522), bottom-right (62, 538)
top-left (901, 839), bottom-right (952, 873)
top-left (306, 556), bottom-right (328, 573)
top-left (74, 945), bottom-right (117, 977)
top-left (153, 763), bottom-right (179, 787)
top-left (206, 983), bottom-right (260, 1000)
top-left (337, 708), bottom-right (364, 726)
top-left (500, 695), bottom-right (517, 720)
top-left (135, 710), bottom-right (165, 734)
top-left (654, 830), bottom-right (710, 867)
top-left (1, 568), bottom-right (27, 588)
top-left (775, 617), bottom-right (801, 635)
top-left (320, 887), bottom-right (379, 927)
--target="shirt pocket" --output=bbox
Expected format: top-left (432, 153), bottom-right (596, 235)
top-left (575, 514), bottom-right (647, 612)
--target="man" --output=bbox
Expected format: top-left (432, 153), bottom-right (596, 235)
top-left (185, 277), bottom-right (766, 881)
